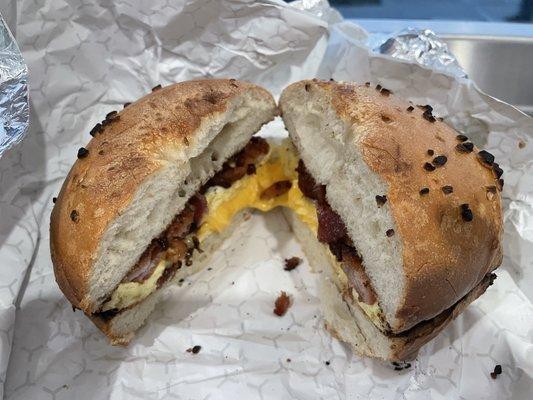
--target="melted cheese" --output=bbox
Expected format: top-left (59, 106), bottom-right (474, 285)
top-left (102, 259), bottom-right (167, 311)
top-left (198, 142), bottom-right (318, 240)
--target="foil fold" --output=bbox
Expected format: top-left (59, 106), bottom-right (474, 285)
top-left (375, 27), bottom-right (467, 78)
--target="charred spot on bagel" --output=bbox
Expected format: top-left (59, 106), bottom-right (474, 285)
top-left (77, 147), bottom-right (89, 159)
top-left (203, 90), bottom-right (224, 105)
top-left (406, 105), bottom-right (414, 112)
top-left (423, 109), bottom-right (436, 123)
top-left (375, 195), bottom-right (387, 207)
top-left (89, 123), bottom-right (103, 136)
top-left (432, 155), bottom-right (447, 167)
top-left (460, 204), bottom-right (473, 222)
top-left (492, 163), bottom-right (504, 179)
top-left (105, 110), bottom-right (118, 120)
top-left (441, 185), bottom-right (453, 195)
top-left (456, 142), bottom-right (474, 153)
top-left (423, 162), bottom-right (436, 172)
top-left (70, 209), bottom-right (79, 222)
top-left (477, 150), bottom-right (495, 166)
top-left (381, 114), bottom-right (392, 123)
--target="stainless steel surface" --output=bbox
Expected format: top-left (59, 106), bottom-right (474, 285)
top-left (442, 35), bottom-right (533, 115)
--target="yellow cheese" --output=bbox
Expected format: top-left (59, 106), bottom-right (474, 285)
top-left (102, 259), bottom-right (167, 311)
top-left (198, 142), bottom-right (318, 240)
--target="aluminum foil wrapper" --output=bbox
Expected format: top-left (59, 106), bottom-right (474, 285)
top-left (0, 15), bottom-right (29, 157)
top-left (289, 0), bottom-right (343, 24)
top-left (375, 27), bottom-right (467, 78)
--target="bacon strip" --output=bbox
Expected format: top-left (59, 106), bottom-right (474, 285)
top-left (203, 136), bottom-right (269, 190)
top-left (297, 159), bottom-right (378, 305)
top-left (260, 180), bottom-right (292, 200)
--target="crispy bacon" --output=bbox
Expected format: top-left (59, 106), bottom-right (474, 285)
top-left (297, 159), bottom-right (378, 306)
top-left (203, 136), bottom-right (269, 190)
top-left (260, 180), bottom-right (292, 200)
top-left (296, 159), bottom-right (348, 244)
top-left (156, 261), bottom-right (182, 289)
top-left (189, 193), bottom-right (207, 226)
top-left (340, 246), bottom-right (377, 305)
top-left (123, 241), bottom-right (164, 283)
top-left (317, 202), bottom-right (348, 244)
top-left (166, 204), bottom-right (195, 240)
top-left (273, 291), bottom-right (291, 316)
top-left (121, 194), bottom-right (204, 286)
top-left (295, 160), bottom-right (326, 203)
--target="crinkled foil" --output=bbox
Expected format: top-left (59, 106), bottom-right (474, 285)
top-left (0, 14), bottom-right (29, 157)
top-left (375, 27), bottom-right (467, 78)
top-left (289, 0), bottom-right (342, 24)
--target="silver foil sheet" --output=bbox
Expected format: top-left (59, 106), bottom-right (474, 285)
top-left (0, 14), bottom-right (29, 157)
top-left (375, 27), bottom-right (467, 78)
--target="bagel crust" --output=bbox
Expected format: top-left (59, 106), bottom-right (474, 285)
top-left (50, 79), bottom-right (276, 311)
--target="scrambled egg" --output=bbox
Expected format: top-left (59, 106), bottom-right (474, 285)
top-left (102, 259), bottom-right (167, 311)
